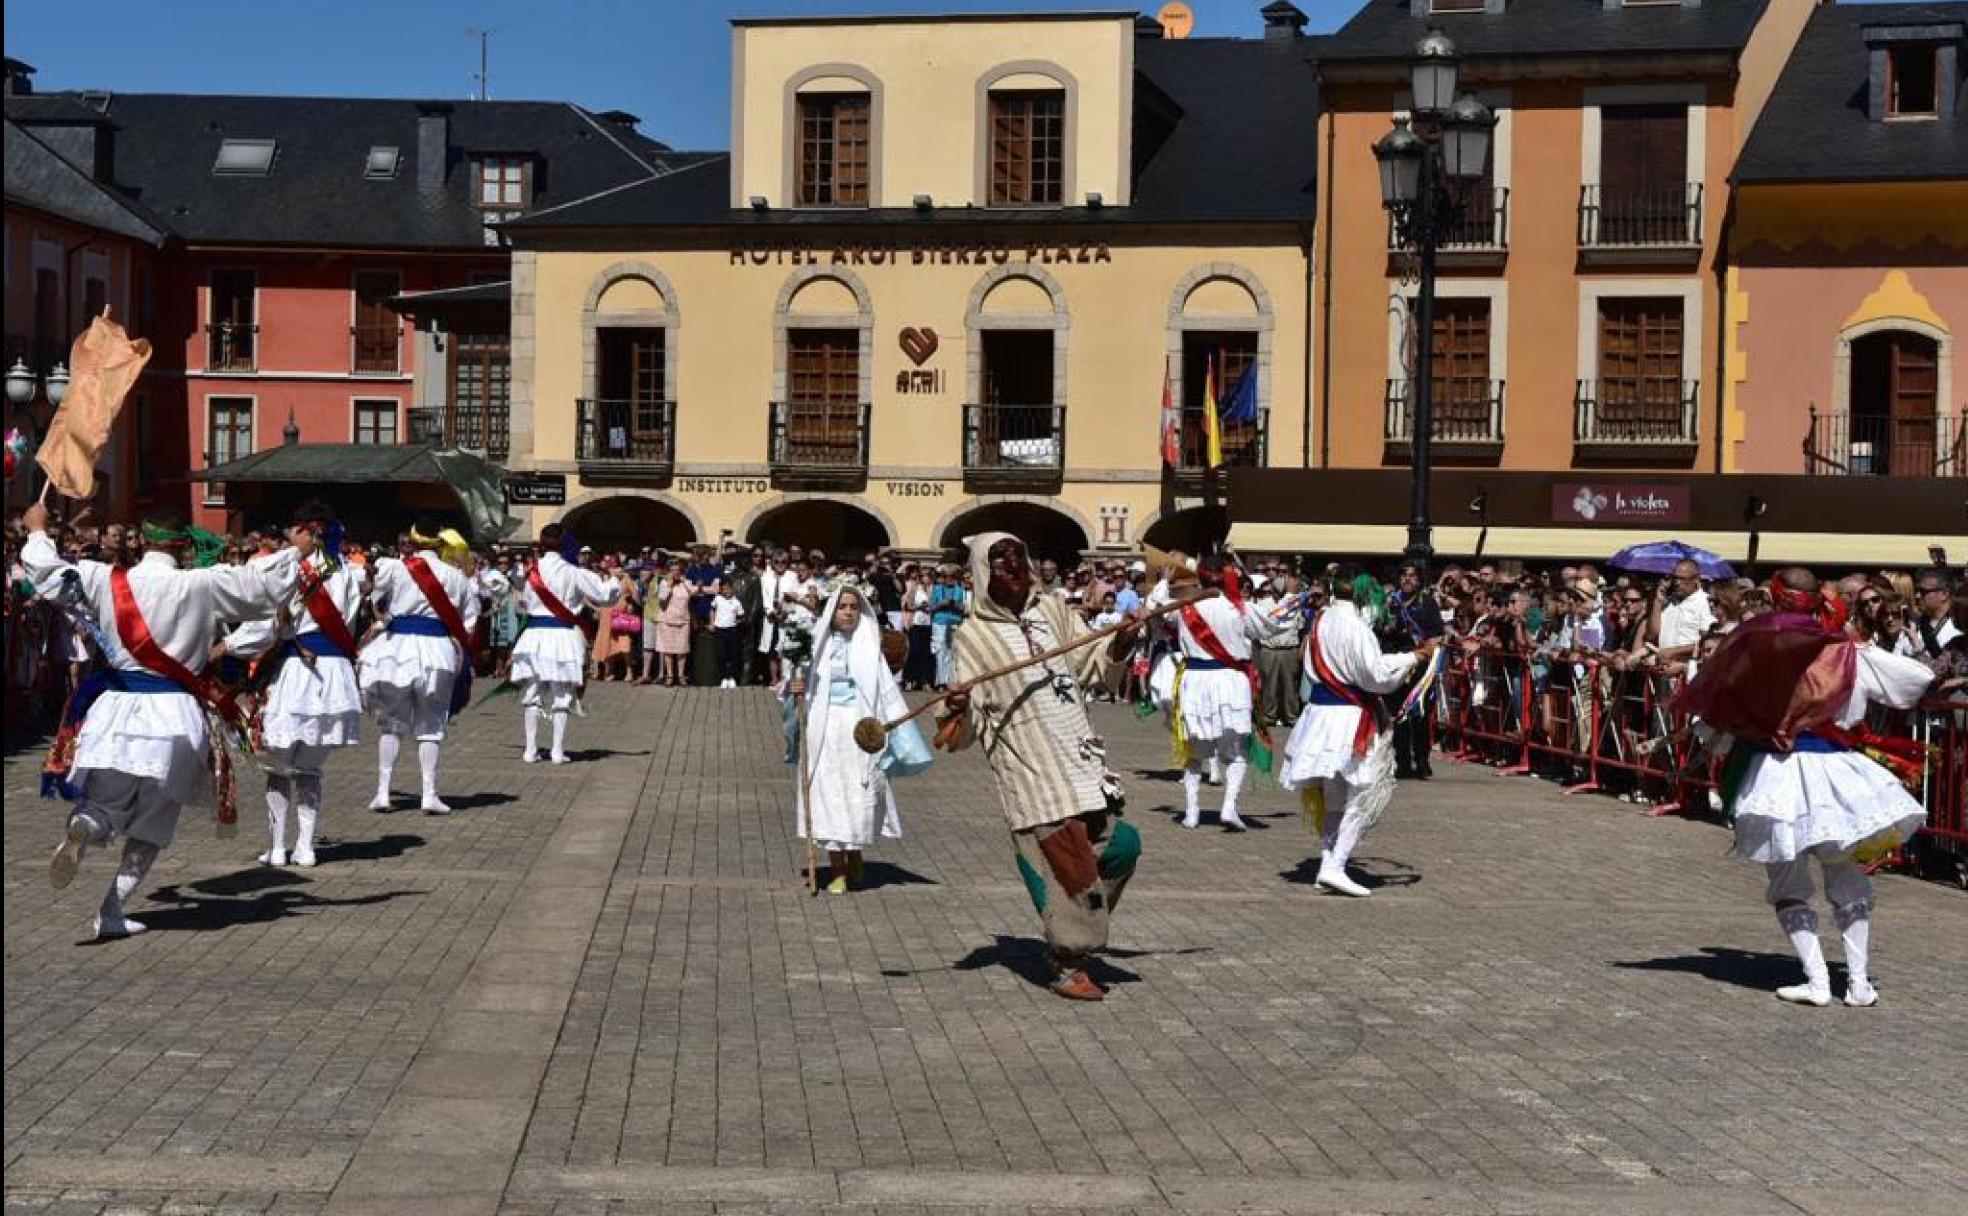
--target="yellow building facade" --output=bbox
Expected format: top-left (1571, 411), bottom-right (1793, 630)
top-left (503, 9), bottom-right (1319, 556)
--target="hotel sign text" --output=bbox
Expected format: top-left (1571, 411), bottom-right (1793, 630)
top-left (730, 240), bottom-right (1113, 268)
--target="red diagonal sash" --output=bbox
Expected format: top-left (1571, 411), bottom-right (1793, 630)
top-left (528, 560), bottom-right (596, 640)
top-left (109, 566), bottom-right (237, 717)
top-left (1180, 601), bottom-right (1269, 741)
top-left (403, 556), bottom-right (477, 660)
top-left (296, 562), bottom-right (360, 657)
top-left (1306, 609), bottom-right (1378, 759)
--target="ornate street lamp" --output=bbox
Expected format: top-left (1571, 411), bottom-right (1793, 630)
top-left (45, 363), bottom-right (70, 408)
top-left (1376, 29), bottom-right (1495, 566)
top-left (4, 359), bottom-right (35, 405)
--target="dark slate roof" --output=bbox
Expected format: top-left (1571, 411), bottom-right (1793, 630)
top-left (1318, 0), bottom-right (1767, 62)
top-left (387, 280), bottom-right (511, 307)
top-left (191, 442), bottom-right (474, 482)
top-left (3, 119), bottom-right (170, 245)
top-left (6, 92), bottom-right (679, 248)
top-left (4, 93), bottom-right (110, 124)
top-left (1736, 2), bottom-right (1968, 183)
top-left (507, 35), bottom-right (1318, 233)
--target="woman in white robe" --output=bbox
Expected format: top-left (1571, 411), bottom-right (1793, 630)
top-left (795, 584), bottom-right (916, 894)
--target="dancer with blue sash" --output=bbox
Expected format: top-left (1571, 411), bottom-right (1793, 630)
top-left (511, 523), bottom-right (620, 764)
top-left (362, 521), bottom-right (478, 813)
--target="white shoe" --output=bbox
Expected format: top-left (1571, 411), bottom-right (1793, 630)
top-left (1220, 813), bottom-right (1249, 833)
top-left (1843, 980), bottom-right (1878, 1008)
top-left (92, 915), bottom-right (148, 939)
top-left (1180, 811), bottom-right (1200, 830)
top-left (50, 818), bottom-right (91, 890)
top-left (290, 847), bottom-right (317, 869)
top-left (422, 796), bottom-right (453, 815)
top-left (522, 750), bottom-right (540, 764)
top-left (573, 700), bottom-right (588, 718)
top-left (1315, 867), bottom-right (1372, 897)
top-left (257, 848), bottom-right (288, 867)
top-left (1775, 982), bottom-right (1832, 1007)
top-left (550, 752), bottom-right (571, 765)
top-left (368, 793), bottom-right (392, 812)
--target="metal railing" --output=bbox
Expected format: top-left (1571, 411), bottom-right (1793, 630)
top-left (1574, 378), bottom-right (1699, 446)
top-left (578, 398), bottom-right (676, 469)
top-left (1387, 185), bottom-right (1509, 251)
top-left (1804, 407), bottom-right (1964, 478)
top-left (205, 321), bottom-right (258, 372)
top-left (1578, 182), bottom-right (1702, 247)
top-left (1384, 378), bottom-right (1505, 444)
top-left (768, 400), bottom-right (870, 472)
top-left (350, 323), bottom-right (400, 375)
top-left (963, 403), bottom-right (1065, 475)
top-left (408, 404), bottom-right (509, 461)
top-left (1173, 405), bottom-right (1268, 469)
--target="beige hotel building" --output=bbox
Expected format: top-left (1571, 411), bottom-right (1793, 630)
top-left (497, 5), bottom-right (1319, 556)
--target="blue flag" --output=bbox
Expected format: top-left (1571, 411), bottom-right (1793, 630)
top-left (1219, 362), bottom-right (1258, 425)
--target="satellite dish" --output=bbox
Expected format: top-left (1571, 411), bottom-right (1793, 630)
top-left (1156, 1), bottom-right (1194, 39)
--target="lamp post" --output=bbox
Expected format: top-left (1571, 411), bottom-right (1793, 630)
top-left (1373, 29), bottom-right (1495, 567)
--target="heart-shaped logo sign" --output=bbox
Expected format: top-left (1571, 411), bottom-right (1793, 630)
top-left (899, 327), bottom-right (939, 367)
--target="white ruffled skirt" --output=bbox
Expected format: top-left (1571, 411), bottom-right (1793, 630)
top-left (360, 631), bottom-right (463, 693)
top-left (510, 626), bottom-right (588, 685)
top-left (1733, 749), bottom-right (1927, 864)
top-left (1280, 704), bottom-right (1377, 787)
top-left (1178, 667), bottom-right (1253, 741)
top-left (71, 688), bottom-right (210, 805)
top-left (261, 655), bottom-right (362, 750)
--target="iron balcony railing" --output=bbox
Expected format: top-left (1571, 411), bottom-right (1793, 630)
top-left (1383, 378), bottom-right (1505, 445)
top-left (1387, 185), bottom-right (1510, 251)
top-left (578, 398), bottom-right (675, 470)
top-left (1173, 405), bottom-right (1268, 470)
top-left (1804, 406), bottom-right (1963, 478)
top-left (205, 321), bottom-right (258, 372)
top-left (963, 403), bottom-right (1065, 477)
top-left (1574, 378), bottom-right (1700, 446)
top-left (350, 323), bottom-right (401, 375)
top-left (768, 400), bottom-right (871, 473)
top-left (1578, 182), bottom-right (1702, 248)
top-left (408, 404), bottom-right (510, 460)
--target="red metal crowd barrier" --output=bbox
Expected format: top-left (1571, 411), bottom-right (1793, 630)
top-left (1431, 645), bottom-right (1966, 866)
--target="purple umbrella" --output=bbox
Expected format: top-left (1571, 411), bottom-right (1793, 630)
top-left (1608, 540), bottom-right (1736, 579)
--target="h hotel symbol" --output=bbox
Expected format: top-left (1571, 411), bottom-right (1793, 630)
top-left (1098, 504), bottom-right (1130, 547)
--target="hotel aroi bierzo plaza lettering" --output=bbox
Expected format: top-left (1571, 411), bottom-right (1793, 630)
top-left (729, 239), bottom-right (1114, 268)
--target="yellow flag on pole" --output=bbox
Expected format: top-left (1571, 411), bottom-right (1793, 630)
top-left (1203, 354), bottom-right (1223, 468)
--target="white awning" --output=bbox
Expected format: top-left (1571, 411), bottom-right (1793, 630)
top-left (1227, 523), bottom-right (1955, 567)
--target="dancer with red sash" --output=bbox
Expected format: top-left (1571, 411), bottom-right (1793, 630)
top-left (361, 521), bottom-right (478, 813)
top-left (1171, 554), bottom-right (1293, 831)
top-left (1675, 567), bottom-right (1935, 1007)
top-left (24, 500), bottom-right (301, 939)
top-left (222, 501), bottom-right (365, 867)
top-left (1279, 564), bottom-right (1438, 896)
top-left (511, 523), bottom-right (620, 763)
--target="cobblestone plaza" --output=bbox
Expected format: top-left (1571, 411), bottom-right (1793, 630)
top-left (5, 687), bottom-right (1964, 1215)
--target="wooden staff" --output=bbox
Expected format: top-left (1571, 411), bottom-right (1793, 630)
top-left (793, 669), bottom-right (819, 896)
top-left (851, 589), bottom-right (1219, 754)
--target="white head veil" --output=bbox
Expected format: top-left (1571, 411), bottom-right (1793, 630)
top-left (797, 581), bottom-right (909, 838)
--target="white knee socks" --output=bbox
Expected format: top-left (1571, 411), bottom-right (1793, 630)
top-left (265, 776), bottom-right (292, 855)
top-left (376, 732), bottom-right (400, 798)
top-left (294, 775), bottom-right (321, 859)
top-left (1327, 802), bottom-right (1369, 874)
top-left (1834, 902), bottom-right (1873, 1002)
top-left (99, 839), bottom-right (160, 932)
top-left (550, 710), bottom-right (570, 760)
top-left (1776, 904), bottom-right (1830, 1002)
top-left (1181, 766), bottom-right (1204, 826)
top-left (418, 741), bottom-right (443, 802)
top-left (1220, 754), bottom-right (1249, 827)
top-left (524, 705), bottom-right (542, 758)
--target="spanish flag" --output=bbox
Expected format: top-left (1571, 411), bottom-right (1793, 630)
top-left (1202, 354), bottom-right (1223, 468)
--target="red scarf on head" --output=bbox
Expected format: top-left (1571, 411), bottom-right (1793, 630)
top-left (1767, 575), bottom-right (1848, 632)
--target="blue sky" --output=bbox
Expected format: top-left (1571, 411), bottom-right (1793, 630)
top-left (2, 1), bottom-right (1358, 150)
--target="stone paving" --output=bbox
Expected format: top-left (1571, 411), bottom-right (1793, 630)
top-left (5, 684), bottom-right (1965, 1215)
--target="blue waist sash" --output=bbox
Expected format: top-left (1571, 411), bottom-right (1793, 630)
top-left (1185, 657), bottom-right (1230, 671)
top-left (387, 616), bottom-right (450, 637)
top-left (1791, 732), bottom-right (1850, 754)
top-left (1307, 683), bottom-right (1364, 708)
top-left (526, 615), bottom-right (575, 629)
top-left (287, 631), bottom-right (350, 660)
top-left (103, 669), bottom-right (183, 694)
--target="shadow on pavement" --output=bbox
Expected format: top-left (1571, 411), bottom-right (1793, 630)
top-left (98, 883), bottom-right (427, 937)
top-left (441, 791), bottom-right (518, 811)
top-left (946, 934), bottom-right (1144, 990)
top-left (1278, 856), bottom-right (1423, 889)
top-left (1613, 947), bottom-right (1846, 993)
top-left (313, 833), bottom-right (426, 864)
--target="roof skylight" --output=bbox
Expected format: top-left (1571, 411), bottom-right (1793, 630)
top-left (213, 138), bottom-right (277, 176)
top-left (365, 146), bottom-right (401, 179)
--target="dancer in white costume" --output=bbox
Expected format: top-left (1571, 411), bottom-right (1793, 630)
top-left (1172, 556), bottom-right (1294, 831)
top-left (1679, 568), bottom-right (1936, 1008)
top-left (794, 582), bottom-right (925, 893)
top-left (361, 523), bottom-right (477, 813)
top-left (511, 523), bottom-right (620, 764)
top-left (29, 500), bottom-right (301, 939)
top-left (1280, 565), bottom-right (1437, 896)
top-left (223, 502), bottom-right (364, 867)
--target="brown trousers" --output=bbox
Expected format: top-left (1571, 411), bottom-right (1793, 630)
top-left (1012, 810), bottom-right (1142, 972)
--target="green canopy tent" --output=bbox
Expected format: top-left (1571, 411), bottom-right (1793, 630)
top-left (191, 437), bottom-right (519, 545)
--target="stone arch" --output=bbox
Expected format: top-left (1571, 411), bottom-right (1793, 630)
top-left (932, 494), bottom-right (1094, 562)
top-left (1832, 315), bottom-right (1953, 435)
top-left (740, 492), bottom-right (896, 555)
top-left (782, 62), bottom-right (885, 206)
top-left (555, 488), bottom-right (701, 551)
top-left (1166, 262), bottom-right (1277, 454)
top-left (582, 261), bottom-right (681, 411)
top-left (965, 264), bottom-right (1070, 408)
top-left (773, 266), bottom-right (875, 406)
top-left (974, 60), bottom-right (1080, 205)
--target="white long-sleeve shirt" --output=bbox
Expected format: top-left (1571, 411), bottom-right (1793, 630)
top-left (370, 551), bottom-right (479, 634)
top-left (1307, 600), bottom-right (1417, 695)
top-left (520, 551), bottom-right (620, 617)
top-left (224, 551), bottom-right (364, 658)
top-left (1176, 595), bottom-right (1294, 663)
top-left (1841, 644), bottom-right (1936, 726)
top-left (23, 530), bottom-right (296, 677)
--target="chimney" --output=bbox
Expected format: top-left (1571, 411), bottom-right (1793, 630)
top-left (416, 102), bottom-right (452, 194)
top-left (596, 109), bottom-right (641, 131)
top-left (3, 57), bottom-right (33, 96)
top-left (1261, 2), bottom-right (1308, 40)
top-left (1134, 15), bottom-right (1165, 39)
top-left (283, 408), bottom-right (301, 447)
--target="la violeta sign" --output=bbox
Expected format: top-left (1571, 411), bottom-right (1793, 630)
top-left (1551, 482), bottom-right (1691, 526)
